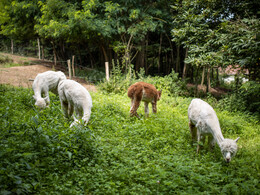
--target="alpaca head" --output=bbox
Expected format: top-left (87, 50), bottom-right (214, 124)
top-left (220, 137), bottom-right (240, 163)
top-left (157, 90), bottom-right (162, 101)
top-left (35, 97), bottom-right (47, 109)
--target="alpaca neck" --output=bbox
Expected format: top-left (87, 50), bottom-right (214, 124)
top-left (82, 106), bottom-right (92, 123)
top-left (34, 90), bottom-right (42, 99)
top-left (210, 124), bottom-right (225, 146)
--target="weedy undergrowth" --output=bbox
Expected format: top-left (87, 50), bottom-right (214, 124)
top-left (0, 84), bottom-right (259, 194)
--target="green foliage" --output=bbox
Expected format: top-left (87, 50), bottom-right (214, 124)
top-left (99, 67), bottom-right (186, 96)
top-left (171, 0), bottom-right (260, 81)
top-left (142, 70), bottom-right (186, 96)
top-left (0, 85), bottom-right (100, 194)
top-left (0, 84), bottom-right (259, 194)
top-left (0, 0), bottom-right (39, 40)
top-left (218, 81), bottom-right (260, 115)
top-left (74, 68), bottom-right (106, 83)
top-left (0, 54), bottom-right (12, 64)
top-left (218, 18), bottom-right (260, 80)
top-left (98, 62), bottom-right (134, 94)
top-left (0, 53), bottom-right (21, 68)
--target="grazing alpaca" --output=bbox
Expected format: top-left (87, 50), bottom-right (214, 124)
top-left (188, 98), bottom-right (239, 163)
top-left (58, 79), bottom-right (92, 127)
top-left (127, 82), bottom-right (162, 118)
top-left (32, 71), bottom-right (66, 109)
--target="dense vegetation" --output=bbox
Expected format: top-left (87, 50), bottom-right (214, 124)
top-left (0, 0), bottom-right (259, 83)
top-left (0, 0), bottom-right (259, 193)
top-left (1, 84), bottom-right (259, 194)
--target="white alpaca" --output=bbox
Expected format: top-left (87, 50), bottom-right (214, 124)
top-left (32, 71), bottom-right (66, 109)
top-left (188, 98), bottom-right (239, 163)
top-left (58, 79), bottom-right (92, 128)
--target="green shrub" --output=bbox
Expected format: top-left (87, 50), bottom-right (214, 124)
top-left (239, 81), bottom-right (260, 114)
top-left (141, 70), bottom-right (186, 96)
top-left (218, 81), bottom-right (260, 115)
top-left (98, 63), bottom-right (134, 94)
top-left (0, 54), bottom-right (13, 64)
top-left (75, 68), bottom-right (105, 83)
top-left (99, 66), bottom-right (187, 97)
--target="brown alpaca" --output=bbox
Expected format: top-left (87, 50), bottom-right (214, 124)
top-left (127, 82), bottom-right (162, 118)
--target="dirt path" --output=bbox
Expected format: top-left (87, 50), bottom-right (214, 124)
top-left (0, 53), bottom-right (97, 92)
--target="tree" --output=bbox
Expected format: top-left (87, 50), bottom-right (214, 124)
top-left (171, 0), bottom-right (260, 87)
top-left (0, 0), bottom-right (40, 52)
top-left (218, 18), bottom-right (260, 81)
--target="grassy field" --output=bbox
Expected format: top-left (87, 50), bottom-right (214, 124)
top-left (0, 85), bottom-right (259, 194)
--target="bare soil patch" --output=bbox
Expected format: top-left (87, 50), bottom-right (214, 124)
top-left (0, 53), bottom-right (97, 92)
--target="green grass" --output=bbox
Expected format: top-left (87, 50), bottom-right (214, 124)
top-left (0, 54), bottom-right (15, 68)
top-left (0, 85), bottom-right (259, 194)
top-left (0, 53), bottom-right (32, 68)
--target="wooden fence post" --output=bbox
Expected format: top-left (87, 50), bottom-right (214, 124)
top-left (67, 59), bottom-right (72, 79)
top-left (105, 62), bottom-right (109, 81)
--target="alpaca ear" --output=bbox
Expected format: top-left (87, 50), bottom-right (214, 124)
top-left (158, 90), bottom-right (162, 99)
top-left (235, 137), bottom-right (240, 142)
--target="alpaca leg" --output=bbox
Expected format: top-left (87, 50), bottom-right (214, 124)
top-left (189, 121), bottom-right (197, 143)
top-left (43, 90), bottom-right (50, 106)
top-left (144, 102), bottom-right (149, 117)
top-left (130, 99), bottom-right (134, 110)
top-left (72, 106), bottom-right (82, 126)
top-left (152, 102), bottom-right (157, 113)
top-left (196, 130), bottom-right (201, 153)
top-left (68, 103), bottom-right (74, 118)
top-left (130, 99), bottom-right (141, 118)
top-left (208, 135), bottom-right (216, 150)
top-left (61, 101), bottom-right (69, 118)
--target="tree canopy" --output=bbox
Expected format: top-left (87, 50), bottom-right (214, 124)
top-left (0, 0), bottom-right (259, 81)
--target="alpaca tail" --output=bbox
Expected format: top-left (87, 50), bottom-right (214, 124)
top-left (127, 85), bottom-right (135, 98)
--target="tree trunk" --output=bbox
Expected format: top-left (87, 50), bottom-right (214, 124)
top-left (101, 45), bottom-right (109, 62)
top-left (195, 67), bottom-right (199, 96)
top-left (165, 33), bottom-right (174, 73)
top-left (11, 39), bottom-right (14, 54)
top-left (182, 47), bottom-right (189, 79)
top-left (206, 66), bottom-right (211, 93)
top-left (41, 45), bottom-right (45, 60)
top-left (124, 34), bottom-right (133, 71)
top-left (67, 59), bottom-right (72, 79)
top-left (145, 37), bottom-right (148, 75)
top-left (176, 44), bottom-right (180, 73)
top-left (136, 39), bottom-right (146, 72)
top-left (158, 33), bottom-right (162, 73)
top-left (52, 42), bottom-right (57, 68)
top-left (201, 66), bottom-right (205, 86)
top-left (235, 71), bottom-right (240, 90)
top-left (37, 38), bottom-right (41, 59)
top-left (216, 68), bottom-right (220, 86)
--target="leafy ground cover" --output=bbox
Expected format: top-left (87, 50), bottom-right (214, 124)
top-left (0, 84), bottom-right (259, 194)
